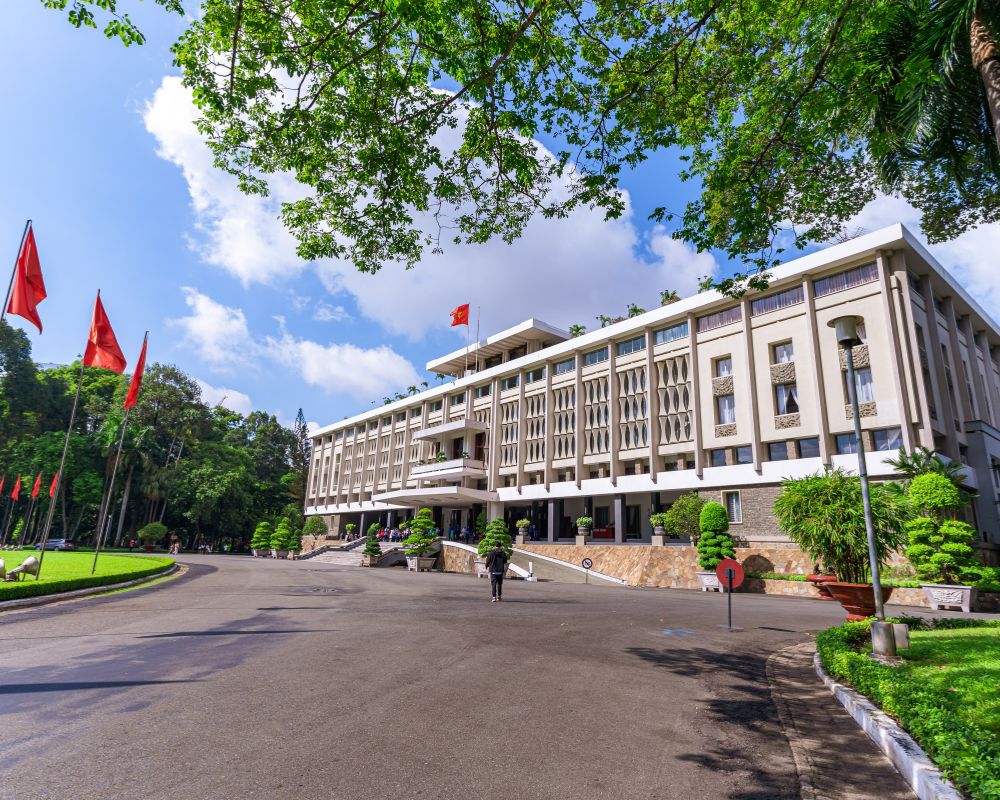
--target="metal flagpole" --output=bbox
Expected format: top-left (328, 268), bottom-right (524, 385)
top-left (21, 497), bottom-right (37, 547)
top-left (91, 405), bottom-right (131, 574)
top-left (158, 440), bottom-right (184, 523)
top-left (474, 306), bottom-right (481, 372)
top-left (0, 495), bottom-right (14, 546)
top-left (36, 362), bottom-right (85, 578)
top-left (1, 220), bottom-right (31, 326)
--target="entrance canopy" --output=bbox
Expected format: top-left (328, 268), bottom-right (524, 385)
top-left (372, 486), bottom-right (497, 508)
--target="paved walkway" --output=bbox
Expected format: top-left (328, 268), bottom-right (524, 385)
top-left (0, 557), bottom-right (914, 800)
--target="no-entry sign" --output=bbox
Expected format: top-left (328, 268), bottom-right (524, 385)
top-left (715, 558), bottom-right (744, 589)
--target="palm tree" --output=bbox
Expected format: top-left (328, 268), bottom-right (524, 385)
top-left (627, 303), bottom-right (647, 318)
top-left (660, 289), bottom-right (680, 305)
top-left (569, 324), bottom-right (586, 338)
top-left (885, 445), bottom-right (966, 484)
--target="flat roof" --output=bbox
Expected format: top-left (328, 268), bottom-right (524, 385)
top-left (426, 318), bottom-right (569, 376)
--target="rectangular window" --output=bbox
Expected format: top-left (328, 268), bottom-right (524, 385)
top-left (835, 433), bottom-right (858, 455)
top-left (813, 262), bottom-right (879, 298)
top-left (395, 412), bottom-right (406, 423)
top-left (697, 306), bottom-right (742, 332)
top-left (735, 445), bottom-right (753, 465)
top-left (474, 384), bottom-right (491, 399)
top-left (716, 394), bottom-right (736, 425)
top-left (772, 342), bottom-right (794, 364)
top-left (553, 357), bottom-right (576, 375)
top-left (654, 321), bottom-right (689, 345)
top-left (450, 391), bottom-right (466, 406)
top-left (768, 441), bottom-right (790, 461)
top-left (410, 407), bottom-right (422, 418)
top-left (335, 431), bottom-right (344, 442)
top-left (346, 427), bottom-right (355, 439)
top-left (483, 354), bottom-right (503, 369)
top-left (750, 285), bottom-right (805, 316)
top-left (714, 356), bottom-right (733, 377)
top-left (501, 375), bottom-right (520, 391)
top-left (873, 428), bottom-right (903, 451)
top-left (429, 400), bottom-right (443, 412)
top-left (381, 416), bottom-right (392, 427)
top-left (583, 347), bottom-right (609, 367)
top-left (508, 345), bottom-right (527, 360)
top-left (853, 367), bottom-right (875, 403)
top-left (774, 383), bottom-right (800, 415)
top-left (723, 491), bottom-right (742, 523)
top-left (709, 449), bottom-right (727, 467)
top-left (616, 335), bottom-right (646, 357)
top-left (526, 367), bottom-right (546, 383)
top-left (798, 437), bottom-right (821, 458)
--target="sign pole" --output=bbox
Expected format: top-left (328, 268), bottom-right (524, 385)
top-left (727, 569), bottom-right (733, 630)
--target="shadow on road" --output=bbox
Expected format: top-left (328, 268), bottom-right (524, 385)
top-left (0, 680), bottom-right (200, 695)
top-left (136, 629), bottom-right (336, 638)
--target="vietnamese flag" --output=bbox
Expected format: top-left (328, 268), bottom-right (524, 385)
top-left (11, 475), bottom-right (21, 501)
top-left (49, 470), bottom-right (59, 499)
top-left (31, 472), bottom-right (42, 499)
top-left (83, 292), bottom-right (127, 374)
top-left (7, 224), bottom-right (46, 333)
top-left (123, 333), bottom-right (148, 409)
top-left (450, 303), bottom-right (470, 327)
top-left (0, 476), bottom-right (4, 495)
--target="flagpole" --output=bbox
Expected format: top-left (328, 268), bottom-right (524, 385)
top-left (91, 405), bottom-right (131, 575)
top-left (0, 495), bottom-right (13, 546)
top-left (21, 497), bottom-right (36, 547)
top-left (36, 361), bottom-right (85, 578)
top-left (1, 220), bottom-right (31, 326)
top-left (474, 306), bottom-right (481, 373)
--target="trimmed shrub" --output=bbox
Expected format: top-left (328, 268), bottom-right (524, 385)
top-left (250, 521), bottom-right (272, 550)
top-left (362, 528), bottom-right (382, 558)
top-left (515, 518), bottom-right (531, 529)
top-left (302, 517), bottom-right (327, 538)
top-left (270, 519), bottom-right (292, 551)
top-left (478, 518), bottom-right (513, 558)
top-left (649, 512), bottom-right (670, 528)
top-left (138, 521), bottom-right (168, 545)
top-left (663, 492), bottom-right (705, 540)
top-left (286, 524), bottom-right (302, 552)
top-left (696, 501), bottom-right (734, 570)
top-left (906, 516), bottom-right (984, 585)
top-left (908, 472), bottom-right (964, 514)
top-left (402, 507), bottom-right (438, 556)
top-left (699, 501), bottom-right (729, 534)
top-left (474, 511), bottom-right (487, 533)
top-left (0, 557), bottom-right (174, 602)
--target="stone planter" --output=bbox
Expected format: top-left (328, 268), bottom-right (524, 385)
top-left (921, 583), bottom-right (977, 613)
top-left (288, 551), bottom-right (299, 561)
top-left (576, 527), bottom-right (590, 546)
top-left (361, 554), bottom-right (380, 568)
top-left (697, 571), bottom-right (722, 592)
top-left (275, 549), bottom-right (289, 560)
top-left (515, 533), bottom-right (527, 545)
top-left (651, 534), bottom-right (667, 546)
top-left (251, 548), bottom-right (260, 558)
top-left (474, 558), bottom-right (488, 578)
top-left (806, 573), bottom-right (838, 600)
top-left (406, 555), bottom-right (436, 572)
top-left (826, 582), bottom-right (894, 621)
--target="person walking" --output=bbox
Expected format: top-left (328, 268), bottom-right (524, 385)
top-left (485, 542), bottom-right (509, 602)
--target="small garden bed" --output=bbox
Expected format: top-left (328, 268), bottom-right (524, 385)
top-left (817, 617), bottom-right (1000, 799)
top-left (0, 551), bottom-right (174, 602)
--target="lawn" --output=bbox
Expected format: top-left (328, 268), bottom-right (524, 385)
top-left (0, 551), bottom-right (174, 602)
top-left (818, 618), bottom-right (1000, 799)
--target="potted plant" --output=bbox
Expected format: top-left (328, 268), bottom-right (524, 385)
top-left (344, 523), bottom-right (357, 540)
top-left (805, 563), bottom-right (838, 600)
top-left (361, 526), bottom-right (382, 567)
top-left (478, 518), bottom-right (513, 577)
top-left (515, 518), bottom-right (532, 544)
top-left (138, 522), bottom-right (168, 553)
top-left (649, 512), bottom-right (670, 546)
top-left (286, 524), bottom-right (302, 560)
top-left (402, 507), bottom-right (439, 571)
top-left (575, 516), bottom-right (592, 546)
top-left (695, 502), bottom-right (735, 591)
top-left (250, 521), bottom-right (272, 557)
top-left (773, 468), bottom-right (907, 619)
top-left (663, 492), bottom-right (705, 542)
top-left (905, 473), bottom-right (983, 612)
top-left (270, 519), bottom-right (292, 559)
top-left (435, 451), bottom-right (448, 463)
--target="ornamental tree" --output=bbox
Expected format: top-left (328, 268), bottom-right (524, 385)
top-left (362, 528), bottom-right (382, 558)
top-left (696, 501), bottom-right (735, 571)
top-left (302, 516), bottom-right (327, 539)
top-left (250, 521), bottom-right (272, 551)
top-left (402, 507), bottom-right (439, 556)
top-left (904, 472), bottom-right (984, 585)
top-left (477, 518), bottom-right (513, 559)
top-left (270, 519), bottom-right (292, 552)
top-left (663, 492), bottom-right (705, 541)
top-left (138, 521), bottom-right (168, 546)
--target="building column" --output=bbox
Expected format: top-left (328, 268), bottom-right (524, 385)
top-left (978, 332), bottom-right (1000, 427)
top-left (943, 297), bottom-right (975, 423)
top-left (543, 363), bottom-right (555, 489)
top-left (739, 297), bottom-right (765, 471)
top-left (574, 358), bottom-right (584, 489)
top-left (687, 314), bottom-right (705, 476)
top-left (875, 251), bottom-right (917, 451)
top-left (802, 278), bottom-right (833, 466)
top-left (893, 263), bottom-right (937, 449)
top-left (921, 281), bottom-right (960, 459)
top-left (614, 494), bottom-right (624, 544)
top-left (644, 327), bottom-right (658, 480)
top-left (964, 319), bottom-right (992, 423)
top-left (608, 344), bottom-right (620, 485)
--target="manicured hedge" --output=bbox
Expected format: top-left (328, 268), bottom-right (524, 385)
top-left (0, 557), bottom-right (174, 602)
top-left (817, 618), bottom-right (1000, 799)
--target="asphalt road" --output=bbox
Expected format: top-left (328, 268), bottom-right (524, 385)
top-left (1, 557), bottom-right (908, 800)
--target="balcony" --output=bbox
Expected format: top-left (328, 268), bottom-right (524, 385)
top-left (411, 418), bottom-right (489, 441)
top-left (410, 458), bottom-right (486, 482)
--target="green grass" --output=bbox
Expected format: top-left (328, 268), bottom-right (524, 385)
top-left (748, 571), bottom-right (926, 588)
top-left (817, 618), bottom-right (1000, 799)
top-left (0, 551), bottom-right (174, 602)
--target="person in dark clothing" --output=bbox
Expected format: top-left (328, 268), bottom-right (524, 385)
top-left (485, 543), bottom-right (509, 602)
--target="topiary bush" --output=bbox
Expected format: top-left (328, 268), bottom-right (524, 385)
top-left (906, 517), bottom-right (985, 585)
top-left (696, 501), bottom-right (734, 570)
top-left (402, 507), bottom-right (439, 556)
top-left (478, 517), bottom-right (513, 558)
top-left (475, 511), bottom-right (487, 533)
top-left (138, 521), bottom-right (168, 545)
top-left (362, 528), bottom-right (382, 558)
top-left (367, 522), bottom-right (380, 537)
top-left (250, 521), bottom-right (272, 551)
top-left (663, 491), bottom-right (705, 540)
top-left (270, 519), bottom-right (292, 552)
top-left (302, 516), bottom-right (327, 539)
top-left (286, 524), bottom-right (302, 552)
top-left (908, 472), bottom-right (964, 514)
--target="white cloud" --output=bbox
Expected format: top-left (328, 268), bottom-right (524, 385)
top-left (196, 378), bottom-right (253, 415)
top-left (144, 76), bottom-right (719, 342)
top-left (313, 302), bottom-right (350, 323)
top-left (171, 287), bottom-right (253, 368)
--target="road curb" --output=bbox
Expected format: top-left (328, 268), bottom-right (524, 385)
top-left (812, 652), bottom-right (963, 800)
top-left (0, 563), bottom-right (180, 612)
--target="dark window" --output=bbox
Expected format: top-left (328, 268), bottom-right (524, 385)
top-left (873, 428), bottom-right (902, 451)
top-left (716, 395), bottom-right (736, 425)
top-left (483, 354), bottom-right (503, 369)
top-left (429, 400), bottom-right (443, 412)
top-left (475, 384), bottom-right (491, 398)
top-left (697, 306), bottom-right (742, 332)
top-left (835, 433), bottom-right (858, 455)
top-left (526, 367), bottom-right (546, 383)
top-left (735, 446), bottom-right (753, 465)
top-left (501, 375), bottom-right (519, 391)
top-left (395, 412), bottom-right (406, 423)
top-left (714, 356), bottom-right (733, 377)
top-left (768, 441), bottom-right (790, 461)
top-left (813, 262), bottom-right (878, 297)
top-left (774, 383), bottom-right (800, 415)
top-left (410, 407), bottom-right (422, 418)
top-left (798, 437), bottom-right (820, 458)
top-left (750, 286), bottom-right (805, 316)
top-left (451, 391), bottom-right (466, 406)
top-left (709, 449), bottom-right (727, 467)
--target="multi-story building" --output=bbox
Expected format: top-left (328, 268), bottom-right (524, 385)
top-left (305, 224), bottom-right (1000, 552)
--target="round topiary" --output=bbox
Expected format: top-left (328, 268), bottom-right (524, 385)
top-left (908, 472), bottom-right (963, 514)
top-left (251, 521), bottom-right (272, 550)
top-left (478, 517), bottom-right (513, 558)
top-left (696, 530), bottom-right (736, 570)
top-left (699, 501), bottom-right (730, 534)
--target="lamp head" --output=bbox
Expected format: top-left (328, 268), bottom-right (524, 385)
top-left (828, 315), bottom-right (863, 347)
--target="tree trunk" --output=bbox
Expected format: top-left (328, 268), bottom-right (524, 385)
top-left (114, 466), bottom-right (134, 547)
top-left (972, 8), bottom-right (1000, 157)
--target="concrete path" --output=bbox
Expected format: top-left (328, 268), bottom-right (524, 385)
top-left (0, 557), bottom-right (914, 800)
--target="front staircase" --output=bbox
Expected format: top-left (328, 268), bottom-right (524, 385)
top-left (307, 542), bottom-right (402, 567)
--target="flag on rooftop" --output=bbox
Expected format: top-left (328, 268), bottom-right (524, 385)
top-left (450, 303), bottom-right (470, 327)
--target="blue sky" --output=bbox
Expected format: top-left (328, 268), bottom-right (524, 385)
top-left (4, 1), bottom-right (999, 430)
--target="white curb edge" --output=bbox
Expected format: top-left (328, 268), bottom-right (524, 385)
top-left (812, 652), bottom-right (963, 800)
top-left (0, 563), bottom-right (179, 612)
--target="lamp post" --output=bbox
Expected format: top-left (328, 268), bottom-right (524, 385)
top-left (828, 315), bottom-right (896, 657)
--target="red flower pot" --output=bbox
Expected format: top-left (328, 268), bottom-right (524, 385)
top-left (806, 574), bottom-right (839, 600)
top-left (825, 582), bottom-right (894, 621)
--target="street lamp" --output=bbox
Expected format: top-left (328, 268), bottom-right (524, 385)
top-left (828, 315), bottom-right (896, 658)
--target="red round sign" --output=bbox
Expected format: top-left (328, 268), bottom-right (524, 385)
top-left (715, 558), bottom-right (745, 588)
